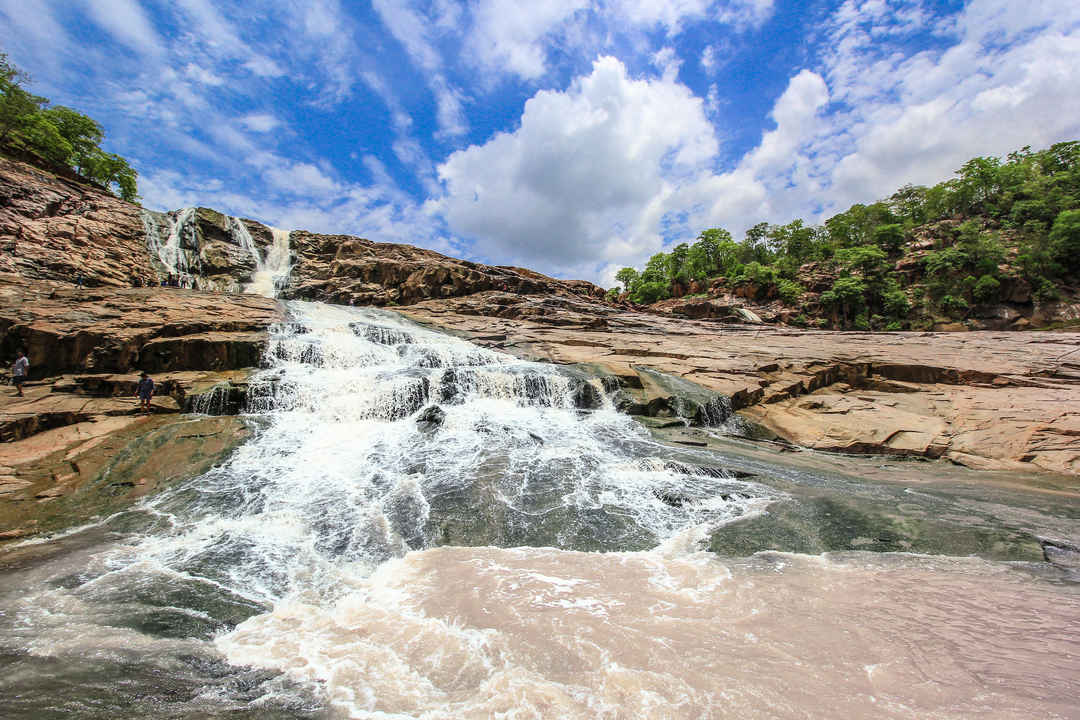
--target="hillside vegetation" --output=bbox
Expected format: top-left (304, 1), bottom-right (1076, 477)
top-left (0, 52), bottom-right (137, 201)
top-left (614, 141), bottom-right (1080, 330)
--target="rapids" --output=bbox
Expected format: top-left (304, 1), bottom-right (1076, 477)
top-left (0, 301), bottom-right (1077, 719)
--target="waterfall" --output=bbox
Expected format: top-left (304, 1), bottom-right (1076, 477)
top-left (139, 302), bottom-right (766, 601)
top-left (141, 210), bottom-right (292, 295)
top-left (247, 227), bottom-right (293, 298)
top-left (140, 207), bottom-right (198, 285)
top-left (227, 217), bottom-right (293, 298)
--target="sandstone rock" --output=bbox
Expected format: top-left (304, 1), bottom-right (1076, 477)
top-left (285, 230), bottom-right (603, 308)
top-left (0, 280), bottom-right (281, 377)
top-left (399, 293), bottom-right (1080, 474)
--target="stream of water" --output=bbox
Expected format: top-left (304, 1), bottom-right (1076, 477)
top-left (1, 302), bottom-right (1077, 719)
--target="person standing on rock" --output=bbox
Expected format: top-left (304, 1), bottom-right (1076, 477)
top-left (11, 349), bottom-right (28, 397)
top-left (135, 371), bottom-right (155, 413)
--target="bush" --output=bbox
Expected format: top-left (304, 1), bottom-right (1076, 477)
top-left (1050, 209), bottom-right (1080, 272)
top-left (882, 288), bottom-right (910, 318)
top-left (972, 274), bottom-right (1001, 303)
top-left (872, 223), bottom-right (905, 253)
top-left (777, 279), bottom-right (804, 305)
top-left (940, 295), bottom-right (970, 315)
top-left (885, 320), bottom-right (903, 331)
top-left (1033, 277), bottom-right (1061, 302)
top-left (630, 280), bottom-right (670, 304)
top-left (735, 261), bottom-right (780, 287)
top-left (924, 247), bottom-right (969, 276)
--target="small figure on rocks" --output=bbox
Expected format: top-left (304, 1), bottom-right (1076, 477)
top-left (11, 349), bottom-right (29, 397)
top-left (135, 371), bottom-right (155, 413)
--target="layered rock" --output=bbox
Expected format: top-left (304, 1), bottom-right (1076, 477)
top-left (400, 292), bottom-right (1080, 475)
top-left (285, 230), bottom-right (604, 306)
top-left (0, 156), bottom-right (153, 287)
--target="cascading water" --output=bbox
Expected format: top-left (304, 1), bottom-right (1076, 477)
top-left (141, 207), bottom-right (198, 285)
top-left (246, 227), bottom-right (293, 298)
top-left (2, 303), bottom-right (1078, 718)
top-left (141, 210), bottom-right (292, 295)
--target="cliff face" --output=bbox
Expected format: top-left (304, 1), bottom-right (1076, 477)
top-left (0, 155), bottom-right (605, 305)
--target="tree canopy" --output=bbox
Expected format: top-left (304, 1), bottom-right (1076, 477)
top-left (612, 140), bottom-right (1080, 330)
top-left (0, 53), bottom-right (137, 201)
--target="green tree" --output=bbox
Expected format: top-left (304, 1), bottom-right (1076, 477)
top-left (614, 267), bottom-right (639, 294)
top-left (41, 106), bottom-right (103, 168)
top-left (641, 252), bottom-right (668, 283)
top-left (0, 53), bottom-right (138, 201)
top-left (667, 243), bottom-right (690, 285)
top-left (0, 53), bottom-right (45, 144)
top-left (18, 113), bottom-right (72, 164)
top-left (820, 276), bottom-right (867, 327)
top-left (973, 274), bottom-right (1001, 303)
top-left (872, 223), bottom-right (905, 253)
top-left (1050, 209), bottom-right (1080, 272)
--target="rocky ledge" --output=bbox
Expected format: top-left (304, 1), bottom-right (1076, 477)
top-left (0, 279), bottom-right (282, 539)
top-left (400, 291), bottom-right (1080, 475)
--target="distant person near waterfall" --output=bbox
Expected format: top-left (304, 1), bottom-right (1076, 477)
top-left (11, 349), bottom-right (28, 397)
top-left (135, 371), bottom-right (155, 413)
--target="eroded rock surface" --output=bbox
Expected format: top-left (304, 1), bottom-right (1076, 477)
top-left (400, 292), bottom-right (1080, 474)
top-left (286, 230), bottom-right (604, 307)
top-left (0, 277), bottom-right (282, 536)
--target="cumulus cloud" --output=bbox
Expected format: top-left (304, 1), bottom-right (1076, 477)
top-left (437, 56), bottom-right (717, 275)
top-left (465, 0), bottom-right (589, 80)
top-left (818, 0), bottom-right (1080, 212)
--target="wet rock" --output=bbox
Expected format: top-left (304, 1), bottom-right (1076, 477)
top-left (416, 405), bottom-right (445, 432)
top-left (353, 323), bottom-right (413, 345)
top-left (570, 380), bottom-right (603, 410)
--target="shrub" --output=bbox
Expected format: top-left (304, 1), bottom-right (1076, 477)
top-left (1050, 209), bottom-right (1080, 272)
top-left (631, 280), bottom-right (670, 304)
top-left (777, 279), bottom-right (804, 305)
top-left (872, 223), bottom-right (905, 253)
top-left (882, 288), bottom-right (910, 318)
top-left (940, 295), bottom-right (970, 315)
top-left (924, 247), bottom-right (969, 276)
top-left (972, 274), bottom-right (1001, 303)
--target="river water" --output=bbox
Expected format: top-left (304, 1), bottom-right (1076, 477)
top-left (1, 302), bottom-right (1078, 719)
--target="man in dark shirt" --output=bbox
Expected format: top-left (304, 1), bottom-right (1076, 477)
top-left (135, 371), bottom-right (155, 413)
top-left (11, 349), bottom-right (28, 397)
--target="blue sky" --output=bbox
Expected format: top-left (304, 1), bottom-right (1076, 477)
top-left (2, 0), bottom-right (1078, 285)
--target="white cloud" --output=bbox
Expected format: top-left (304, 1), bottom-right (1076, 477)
top-left (240, 113), bottom-right (281, 133)
top-left (371, 0), bottom-right (469, 137)
top-left (437, 56), bottom-right (717, 276)
top-left (817, 0), bottom-right (1080, 213)
top-left (263, 162), bottom-right (340, 196)
top-left (183, 63), bottom-right (225, 86)
top-left (81, 0), bottom-right (163, 57)
top-left (465, 0), bottom-right (589, 79)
